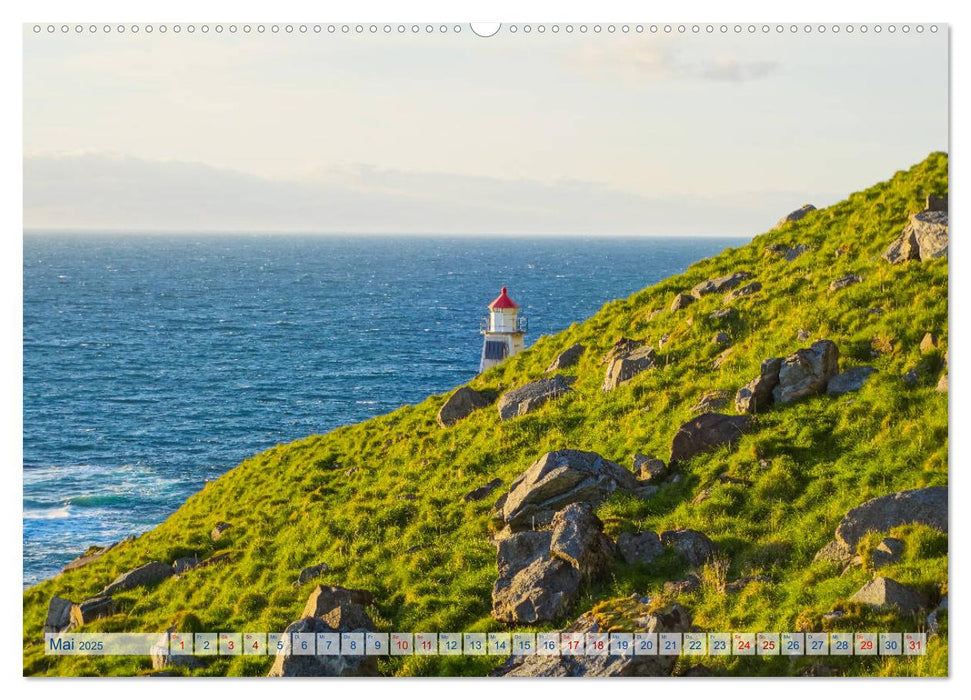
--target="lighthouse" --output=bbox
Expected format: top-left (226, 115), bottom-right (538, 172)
top-left (480, 286), bottom-right (527, 372)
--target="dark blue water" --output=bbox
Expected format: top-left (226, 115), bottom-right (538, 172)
top-left (23, 234), bottom-right (745, 585)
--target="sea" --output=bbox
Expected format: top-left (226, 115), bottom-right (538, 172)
top-left (22, 234), bottom-right (746, 585)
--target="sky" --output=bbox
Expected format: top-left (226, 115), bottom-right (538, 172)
top-left (22, 25), bottom-right (949, 236)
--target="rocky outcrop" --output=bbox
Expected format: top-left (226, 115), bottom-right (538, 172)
top-left (101, 561), bottom-right (174, 595)
top-left (722, 281), bottom-right (762, 304)
top-left (172, 557), bottom-right (201, 574)
top-left (849, 577), bottom-right (925, 616)
top-left (302, 585), bottom-right (375, 619)
top-left (669, 413), bottom-right (751, 465)
top-left (498, 376), bottom-right (575, 421)
top-left (210, 522), bottom-right (232, 542)
top-left (883, 206), bottom-right (948, 263)
top-left (601, 337), bottom-right (643, 365)
top-left (70, 596), bottom-right (117, 627)
top-left (463, 478), bottom-right (502, 503)
top-left (492, 554), bottom-right (580, 624)
top-left (826, 367), bottom-right (877, 396)
top-left (776, 204), bottom-right (816, 227)
top-left (735, 357), bottom-right (782, 414)
top-left (60, 537), bottom-right (135, 574)
top-left (602, 346), bottom-right (657, 391)
top-left (493, 602), bottom-right (692, 677)
top-left (44, 596), bottom-right (74, 634)
top-left (497, 530), bottom-right (552, 580)
top-left (670, 292), bottom-right (695, 312)
top-left (690, 271), bottom-right (752, 298)
top-left (829, 274), bottom-right (861, 291)
top-left (616, 531), bottom-right (663, 566)
top-left (773, 340), bottom-right (839, 404)
top-left (691, 390), bottom-right (730, 414)
top-left (501, 450), bottom-right (640, 529)
top-left (660, 529), bottom-right (717, 567)
top-left (546, 343), bottom-right (585, 372)
top-left (296, 563), bottom-right (330, 585)
top-left (835, 486), bottom-right (947, 551)
top-left (632, 453), bottom-right (667, 482)
top-left (437, 386), bottom-right (491, 427)
top-left (549, 503), bottom-right (615, 581)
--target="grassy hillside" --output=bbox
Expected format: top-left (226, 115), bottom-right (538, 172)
top-left (23, 153), bottom-right (948, 677)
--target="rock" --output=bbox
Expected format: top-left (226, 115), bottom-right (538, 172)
top-left (546, 343), bottom-right (585, 372)
top-left (826, 366), bottom-right (877, 396)
top-left (835, 486), bottom-right (947, 551)
top-left (670, 292), bottom-right (695, 312)
top-left (690, 487), bottom-right (713, 505)
top-left (722, 281), bottom-right (762, 304)
top-left (492, 555), bottom-right (580, 624)
top-left (437, 386), bottom-right (491, 427)
top-left (632, 453), bottom-right (667, 481)
top-left (920, 333), bottom-right (939, 353)
top-left (44, 596), bottom-right (75, 634)
top-left (463, 478), bottom-right (503, 502)
top-left (937, 374), bottom-right (948, 393)
top-left (268, 617), bottom-right (379, 677)
top-left (669, 413), bottom-right (751, 465)
top-left (691, 390), bottom-right (730, 414)
top-left (602, 345), bottom-right (658, 391)
top-left (926, 194), bottom-right (948, 212)
top-left (210, 522), bottom-right (232, 542)
top-left (849, 577), bottom-right (925, 615)
top-left (776, 204), bottom-right (816, 227)
top-left (690, 271), bottom-right (752, 298)
top-left (712, 348), bottom-right (734, 370)
top-left (494, 603), bottom-right (691, 676)
top-left (301, 585), bottom-right (375, 619)
top-left (320, 602), bottom-right (375, 632)
top-left (296, 563), bottom-right (329, 585)
top-left (735, 357), bottom-right (783, 414)
top-left (601, 337), bottom-right (643, 365)
top-left (773, 340), bottom-right (839, 404)
top-left (800, 663), bottom-right (840, 677)
top-left (711, 332), bottom-right (731, 345)
top-left (871, 537), bottom-right (904, 569)
top-left (709, 308), bottom-right (736, 321)
top-left (663, 574), bottom-right (701, 595)
top-left (927, 594), bottom-right (947, 635)
top-left (765, 243), bottom-right (810, 261)
top-left (497, 530), bottom-right (553, 579)
top-left (883, 209), bottom-right (948, 263)
top-left (102, 561), bottom-right (174, 595)
top-left (498, 376), bottom-right (576, 421)
top-left (61, 536), bottom-right (135, 574)
top-left (660, 529), bottom-right (717, 567)
top-left (70, 596), bottom-right (117, 627)
top-left (549, 503), bottom-right (615, 581)
top-left (616, 531), bottom-right (663, 566)
top-left (829, 274), bottom-right (861, 291)
top-left (813, 540), bottom-right (855, 566)
top-left (199, 552), bottom-right (234, 568)
top-left (724, 575), bottom-right (771, 593)
top-left (502, 450), bottom-right (640, 529)
top-left (797, 329), bottom-right (811, 341)
top-left (172, 557), bottom-right (201, 574)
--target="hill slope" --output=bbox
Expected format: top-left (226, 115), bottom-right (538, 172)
top-left (23, 153), bottom-right (948, 677)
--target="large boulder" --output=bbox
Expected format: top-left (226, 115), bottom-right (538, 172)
top-left (268, 617), bottom-right (379, 677)
top-left (735, 357), bottom-right (782, 414)
top-left (826, 367), bottom-right (877, 396)
top-left (497, 530), bottom-right (553, 579)
top-left (773, 340), bottom-right (839, 404)
top-left (669, 413), bottom-right (751, 465)
top-left (491, 555), bottom-right (580, 624)
top-left (498, 376), bottom-right (575, 421)
top-left (493, 602), bottom-right (692, 676)
top-left (616, 531), bottom-right (664, 566)
top-left (603, 346), bottom-right (657, 391)
top-left (849, 577), bottom-right (925, 616)
top-left (437, 386), bottom-right (490, 427)
top-left (546, 343), bottom-right (585, 372)
top-left (601, 337), bottom-right (643, 365)
top-left (660, 529), bottom-right (717, 567)
top-left (883, 208), bottom-right (949, 263)
top-left (102, 561), bottom-right (174, 595)
top-left (549, 503), bottom-right (615, 581)
top-left (501, 450), bottom-right (640, 529)
top-left (44, 596), bottom-right (75, 634)
top-left (690, 271), bottom-right (752, 298)
top-left (835, 486), bottom-right (948, 550)
top-left (776, 204), bottom-right (816, 227)
top-left (70, 596), bottom-right (117, 627)
top-left (301, 585), bottom-right (375, 619)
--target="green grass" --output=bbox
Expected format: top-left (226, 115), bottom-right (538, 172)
top-left (22, 152), bottom-right (948, 677)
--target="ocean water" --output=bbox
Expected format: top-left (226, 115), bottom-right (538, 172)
top-left (23, 234), bottom-right (746, 585)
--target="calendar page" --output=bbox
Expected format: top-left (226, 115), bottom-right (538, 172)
top-left (20, 12), bottom-right (949, 682)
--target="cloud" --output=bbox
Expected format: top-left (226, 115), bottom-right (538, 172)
top-left (24, 152), bottom-right (817, 237)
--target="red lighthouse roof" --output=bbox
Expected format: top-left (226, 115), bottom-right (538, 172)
top-left (488, 286), bottom-right (519, 310)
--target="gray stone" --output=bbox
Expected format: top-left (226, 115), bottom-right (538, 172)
top-left (546, 343), bottom-right (585, 372)
top-left (669, 413), bottom-right (751, 465)
top-left (903, 369), bottom-right (920, 386)
top-left (797, 329), bottom-right (811, 341)
top-left (920, 332), bottom-right (939, 353)
top-left (632, 453), bottom-right (667, 481)
top-left (660, 529), bottom-right (717, 567)
top-left (849, 577), bottom-right (925, 615)
top-left (735, 357), bottom-right (783, 414)
top-left (301, 585), bottom-right (375, 619)
top-left (670, 292), bottom-right (695, 312)
top-left (711, 332), bottom-right (731, 346)
top-left (617, 531), bottom-right (664, 566)
top-left (883, 209), bottom-right (948, 263)
top-left (492, 555), bottom-right (581, 624)
top-left (766, 243), bottom-right (810, 261)
top-left (493, 603), bottom-right (691, 676)
top-left (44, 596), bottom-right (75, 634)
top-left (61, 537), bottom-right (135, 574)
top-left (663, 575), bottom-right (701, 595)
top-left (712, 348), bottom-right (734, 370)
top-left (813, 539), bottom-right (855, 566)
top-left (927, 594), bottom-right (947, 635)
top-left (498, 376), bottom-right (575, 421)
top-left (722, 281), bottom-right (762, 304)
top-left (691, 390), bottom-right (731, 414)
top-left (835, 486), bottom-right (948, 551)
top-left (776, 204), bottom-right (816, 227)
top-left (70, 596), bottom-right (117, 627)
top-left (829, 274), bottom-right (862, 291)
top-left (603, 345), bottom-right (658, 391)
top-left (102, 561), bottom-right (174, 595)
top-left (690, 271), bottom-right (752, 298)
top-left (210, 522), bottom-right (232, 541)
top-left (826, 366), bottom-right (877, 396)
top-left (773, 340), bottom-right (840, 404)
top-left (462, 478), bottom-right (503, 502)
top-left (172, 557), bottom-right (201, 574)
top-left (268, 617), bottom-right (379, 677)
top-left (437, 386), bottom-right (491, 427)
top-left (296, 563), bottom-right (330, 585)
top-left (871, 537), bottom-right (904, 569)
top-left (550, 503), bottom-right (615, 581)
top-left (496, 530), bottom-right (552, 579)
top-left (709, 308), bottom-right (736, 321)
top-left (601, 337), bottom-right (644, 365)
top-left (502, 450), bottom-right (640, 529)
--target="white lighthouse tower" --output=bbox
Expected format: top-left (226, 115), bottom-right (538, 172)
top-left (480, 286), bottom-right (527, 372)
